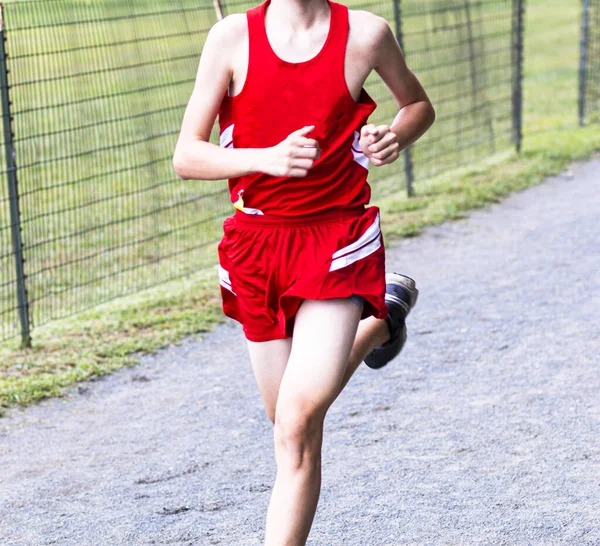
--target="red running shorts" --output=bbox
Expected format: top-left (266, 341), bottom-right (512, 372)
top-left (217, 205), bottom-right (387, 342)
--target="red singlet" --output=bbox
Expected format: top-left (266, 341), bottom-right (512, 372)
top-left (218, 0), bottom-right (377, 217)
top-left (216, 0), bottom-right (387, 341)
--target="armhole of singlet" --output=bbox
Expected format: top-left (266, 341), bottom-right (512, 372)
top-left (336, 3), bottom-right (361, 106)
top-left (227, 7), bottom-right (260, 100)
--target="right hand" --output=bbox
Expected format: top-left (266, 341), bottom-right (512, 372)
top-left (261, 126), bottom-right (321, 177)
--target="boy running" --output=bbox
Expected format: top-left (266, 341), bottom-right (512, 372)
top-left (173, 0), bottom-right (435, 543)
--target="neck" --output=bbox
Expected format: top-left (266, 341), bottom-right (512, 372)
top-left (266, 0), bottom-right (329, 30)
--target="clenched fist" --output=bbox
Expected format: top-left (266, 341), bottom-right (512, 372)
top-left (359, 124), bottom-right (400, 167)
top-left (261, 125), bottom-right (321, 178)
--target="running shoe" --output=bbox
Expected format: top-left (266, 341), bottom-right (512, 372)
top-left (364, 273), bottom-right (419, 369)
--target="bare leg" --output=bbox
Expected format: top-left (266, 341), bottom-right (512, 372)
top-left (264, 298), bottom-right (362, 546)
top-left (247, 315), bottom-right (390, 425)
top-left (245, 309), bottom-right (392, 544)
top-left (247, 338), bottom-right (293, 424)
top-left (338, 315), bottom-right (389, 394)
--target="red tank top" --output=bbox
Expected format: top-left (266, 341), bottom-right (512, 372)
top-left (218, 0), bottom-right (377, 217)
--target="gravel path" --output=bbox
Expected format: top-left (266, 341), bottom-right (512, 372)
top-left (1, 158), bottom-right (599, 546)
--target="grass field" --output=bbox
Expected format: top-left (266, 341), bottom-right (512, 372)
top-left (0, 0), bottom-right (225, 341)
top-left (0, 0), bottom-right (599, 414)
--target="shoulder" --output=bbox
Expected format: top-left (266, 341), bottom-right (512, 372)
top-left (201, 13), bottom-right (248, 75)
top-left (347, 10), bottom-right (401, 70)
top-left (206, 13), bottom-right (248, 49)
top-left (347, 10), bottom-right (396, 67)
top-left (347, 10), bottom-right (394, 50)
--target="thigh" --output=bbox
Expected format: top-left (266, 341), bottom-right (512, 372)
top-left (276, 298), bottom-right (362, 418)
top-left (247, 338), bottom-right (293, 423)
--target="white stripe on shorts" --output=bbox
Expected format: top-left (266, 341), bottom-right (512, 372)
top-left (218, 264), bottom-right (236, 295)
top-left (329, 214), bottom-right (381, 272)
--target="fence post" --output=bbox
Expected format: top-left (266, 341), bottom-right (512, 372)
top-left (392, 0), bottom-right (415, 197)
top-left (213, 0), bottom-right (224, 20)
top-left (579, 0), bottom-right (590, 126)
top-left (0, 5), bottom-right (31, 347)
top-left (511, 0), bottom-right (524, 153)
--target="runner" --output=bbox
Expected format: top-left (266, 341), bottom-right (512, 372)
top-left (173, 0), bottom-right (434, 543)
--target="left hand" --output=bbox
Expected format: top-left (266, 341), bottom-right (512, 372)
top-left (359, 124), bottom-right (401, 167)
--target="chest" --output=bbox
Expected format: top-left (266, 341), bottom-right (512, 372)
top-left (230, 26), bottom-right (372, 102)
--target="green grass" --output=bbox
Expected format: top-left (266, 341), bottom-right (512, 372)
top-left (0, 269), bottom-right (224, 412)
top-left (0, 0), bottom-right (599, 414)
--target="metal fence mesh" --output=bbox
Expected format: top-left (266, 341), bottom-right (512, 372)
top-left (0, 156), bottom-right (18, 342)
top-left (221, 0), bottom-right (516, 195)
top-left (581, 0), bottom-right (600, 123)
top-left (0, 0), bottom-right (596, 343)
top-left (0, 0), bottom-right (230, 340)
top-left (400, 0), bottom-right (515, 179)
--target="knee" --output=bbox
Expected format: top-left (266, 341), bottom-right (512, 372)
top-left (273, 401), bottom-right (325, 471)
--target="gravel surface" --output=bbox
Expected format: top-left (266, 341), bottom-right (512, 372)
top-left (1, 157), bottom-right (599, 546)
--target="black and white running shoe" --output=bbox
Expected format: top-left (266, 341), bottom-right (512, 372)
top-left (364, 273), bottom-right (419, 370)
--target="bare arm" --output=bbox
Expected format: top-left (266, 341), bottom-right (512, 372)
top-left (357, 16), bottom-right (436, 166)
top-left (172, 16), bottom-right (320, 181)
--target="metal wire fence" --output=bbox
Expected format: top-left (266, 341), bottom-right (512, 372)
top-left (220, 0), bottom-right (519, 194)
top-left (580, 0), bottom-right (600, 124)
top-left (0, 0), bottom-right (595, 345)
top-left (0, 0), bottom-right (227, 344)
